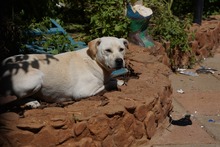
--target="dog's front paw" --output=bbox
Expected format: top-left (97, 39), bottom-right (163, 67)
top-left (117, 79), bottom-right (125, 86)
top-left (24, 100), bottom-right (41, 109)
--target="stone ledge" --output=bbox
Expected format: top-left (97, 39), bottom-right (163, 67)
top-left (0, 44), bottom-right (173, 146)
top-left (149, 15), bottom-right (220, 68)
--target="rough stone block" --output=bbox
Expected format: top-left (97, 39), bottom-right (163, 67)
top-left (74, 121), bottom-right (87, 136)
top-left (88, 115), bottom-right (110, 140)
top-left (144, 111), bottom-right (157, 139)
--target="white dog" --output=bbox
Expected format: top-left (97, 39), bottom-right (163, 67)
top-left (0, 37), bottom-right (128, 107)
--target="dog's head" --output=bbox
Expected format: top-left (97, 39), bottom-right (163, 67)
top-left (87, 37), bottom-right (128, 71)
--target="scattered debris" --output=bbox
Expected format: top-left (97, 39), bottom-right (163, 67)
top-left (180, 71), bottom-right (198, 76)
top-left (177, 89), bottom-right (184, 94)
top-left (177, 66), bottom-right (218, 76)
top-left (196, 66), bottom-right (217, 74)
top-left (177, 68), bottom-right (198, 76)
top-left (169, 114), bottom-right (192, 126)
top-left (208, 119), bottom-right (215, 123)
top-left (176, 68), bottom-right (187, 72)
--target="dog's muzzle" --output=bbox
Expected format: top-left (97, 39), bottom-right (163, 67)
top-left (115, 58), bottom-right (124, 69)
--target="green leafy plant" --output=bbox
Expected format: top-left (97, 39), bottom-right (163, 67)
top-left (170, 0), bottom-right (220, 18)
top-left (2, 0), bottom-right (219, 66)
top-left (0, 19), bottom-right (23, 62)
top-left (85, 0), bottom-right (129, 40)
top-left (23, 17), bottom-right (78, 54)
top-left (204, 0), bottom-right (220, 16)
top-left (143, 0), bottom-right (192, 68)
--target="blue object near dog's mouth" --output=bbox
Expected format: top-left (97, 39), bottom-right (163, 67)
top-left (111, 68), bottom-right (128, 78)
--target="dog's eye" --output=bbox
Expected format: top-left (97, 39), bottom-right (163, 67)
top-left (119, 48), bottom-right (124, 52)
top-left (105, 49), bottom-right (112, 53)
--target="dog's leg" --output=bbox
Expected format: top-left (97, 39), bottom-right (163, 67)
top-left (12, 69), bottom-right (44, 98)
top-left (0, 97), bottom-right (41, 113)
top-left (105, 78), bottom-right (125, 92)
top-left (0, 96), bottom-right (41, 109)
top-left (23, 100), bottom-right (41, 108)
top-left (0, 68), bottom-right (44, 108)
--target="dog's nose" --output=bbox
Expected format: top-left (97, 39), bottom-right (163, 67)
top-left (115, 58), bottom-right (123, 68)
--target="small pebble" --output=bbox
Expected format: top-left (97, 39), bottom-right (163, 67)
top-left (208, 119), bottom-right (215, 123)
top-left (177, 89), bottom-right (184, 94)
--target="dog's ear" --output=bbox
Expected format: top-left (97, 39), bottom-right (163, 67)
top-left (120, 38), bottom-right (129, 49)
top-left (87, 38), bottom-right (101, 59)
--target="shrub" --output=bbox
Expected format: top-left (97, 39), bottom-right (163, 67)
top-left (84, 0), bottom-right (129, 40)
top-left (22, 17), bottom-right (79, 54)
top-left (143, 0), bottom-right (191, 68)
top-left (0, 18), bottom-right (23, 62)
top-left (1, 0), bottom-right (219, 66)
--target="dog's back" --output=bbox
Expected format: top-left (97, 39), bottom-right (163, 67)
top-left (0, 37), bottom-right (128, 106)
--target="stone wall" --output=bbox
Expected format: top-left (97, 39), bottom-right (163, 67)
top-left (190, 18), bottom-right (220, 59)
top-left (149, 16), bottom-right (220, 68)
top-left (0, 44), bottom-right (173, 146)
